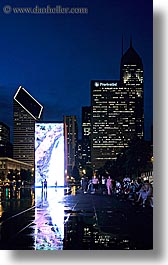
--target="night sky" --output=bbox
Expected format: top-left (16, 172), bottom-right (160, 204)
top-left (0, 0), bottom-right (153, 141)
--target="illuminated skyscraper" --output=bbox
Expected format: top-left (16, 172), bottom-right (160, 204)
top-left (77, 139), bottom-right (83, 174)
top-left (91, 42), bottom-right (144, 169)
top-left (82, 106), bottom-right (91, 166)
top-left (91, 81), bottom-right (126, 169)
top-left (13, 86), bottom-right (43, 166)
top-left (120, 40), bottom-right (144, 139)
top-left (64, 116), bottom-right (78, 176)
top-left (0, 122), bottom-right (13, 158)
top-left (0, 122), bottom-right (10, 143)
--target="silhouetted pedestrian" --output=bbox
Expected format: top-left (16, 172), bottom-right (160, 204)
top-left (101, 176), bottom-right (107, 194)
top-left (44, 179), bottom-right (47, 189)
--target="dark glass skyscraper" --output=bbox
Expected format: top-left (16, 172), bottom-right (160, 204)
top-left (13, 86), bottom-right (43, 166)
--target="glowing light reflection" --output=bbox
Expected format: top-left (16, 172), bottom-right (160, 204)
top-left (34, 187), bottom-right (64, 250)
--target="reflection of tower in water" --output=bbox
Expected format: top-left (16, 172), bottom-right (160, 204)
top-left (34, 188), bottom-right (64, 250)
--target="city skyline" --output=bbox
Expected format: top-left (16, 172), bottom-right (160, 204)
top-left (0, 0), bottom-right (153, 141)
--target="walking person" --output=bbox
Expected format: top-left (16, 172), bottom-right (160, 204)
top-left (87, 179), bottom-right (93, 193)
top-left (44, 179), bottom-right (47, 190)
top-left (41, 180), bottom-right (43, 190)
top-left (101, 176), bottom-right (107, 194)
top-left (83, 177), bottom-right (88, 193)
top-left (55, 180), bottom-right (57, 191)
top-left (92, 175), bottom-right (99, 193)
top-left (106, 176), bottom-right (112, 195)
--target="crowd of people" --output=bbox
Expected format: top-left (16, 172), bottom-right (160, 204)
top-left (80, 175), bottom-right (153, 208)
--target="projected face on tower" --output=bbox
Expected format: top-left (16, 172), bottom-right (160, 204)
top-left (35, 123), bottom-right (65, 187)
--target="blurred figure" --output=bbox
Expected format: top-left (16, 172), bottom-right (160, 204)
top-left (44, 179), bottom-right (47, 190)
top-left (143, 180), bottom-right (153, 207)
top-left (83, 177), bottom-right (88, 193)
top-left (87, 179), bottom-right (93, 192)
top-left (55, 180), bottom-right (57, 191)
top-left (106, 176), bottom-right (112, 195)
top-left (136, 180), bottom-right (153, 207)
top-left (116, 181), bottom-right (122, 195)
top-left (111, 179), bottom-right (116, 193)
top-left (101, 176), bottom-right (107, 194)
top-left (41, 180), bottom-right (43, 190)
top-left (55, 180), bottom-right (57, 188)
top-left (92, 175), bottom-right (99, 193)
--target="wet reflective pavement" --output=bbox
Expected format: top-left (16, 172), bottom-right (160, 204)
top-left (0, 186), bottom-right (153, 250)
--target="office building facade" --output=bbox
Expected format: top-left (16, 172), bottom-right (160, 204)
top-left (77, 139), bottom-right (83, 175)
top-left (82, 106), bottom-right (91, 166)
top-left (91, 80), bottom-right (126, 169)
top-left (91, 42), bottom-right (144, 169)
top-left (0, 122), bottom-right (13, 158)
top-left (13, 86), bottom-right (43, 166)
top-left (64, 116), bottom-right (78, 176)
top-left (120, 40), bottom-right (144, 139)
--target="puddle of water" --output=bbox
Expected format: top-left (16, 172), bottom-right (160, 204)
top-left (0, 186), bottom-right (152, 250)
top-left (34, 187), bottom-right (65, 250)
top-left (63, 213), bottom-right (134, 250)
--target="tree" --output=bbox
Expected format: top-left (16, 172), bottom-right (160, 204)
top-left (7, 169), bottom-right (14, 181)
top-left (20, 169), bottom-right (33, 184)
top-left (123, 138), bottom-right (153, 179)
top-left (99, 138), bottom-right (153, 181)
top-left (84, 165), bottom-right (93, 179)
top-left (0, 171), bottom-right (5, 181)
